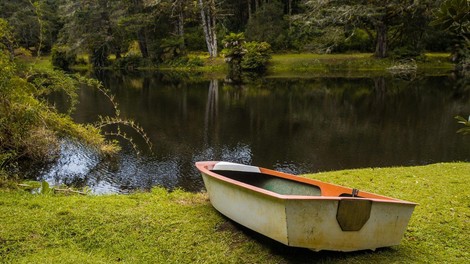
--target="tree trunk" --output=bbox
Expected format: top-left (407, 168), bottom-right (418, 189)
top-left (288, 0), bottom-right (292, 29)
top-left (91, 45), bottom-right (109, 68)
top-left (198, 0), bottom-right (218, 57)
top-left (204, 79), bottom-right (219, 145)
top-left (137, 30), bottom-right (149, 58)
top-left (174, 0), bottom-right (185, 50)
top-left (178, 8), bottom-right (185, 50)
top-left (209, 0), bottom-right (217, 57)
top-left (375, 22), bottom-right (388, 58)
top-left (248, 0), bottom-right (252, 19)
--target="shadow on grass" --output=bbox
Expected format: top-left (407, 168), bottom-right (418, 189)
top-left (216, 217), bottom-right (405, 263)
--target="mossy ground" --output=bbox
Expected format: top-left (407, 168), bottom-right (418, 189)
top-left (1, 162), bottom-right (468, 263)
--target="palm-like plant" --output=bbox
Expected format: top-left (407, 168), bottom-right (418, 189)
top-left (431, 0), bottom-right (470, 69)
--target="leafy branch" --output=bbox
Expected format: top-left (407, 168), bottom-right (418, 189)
top-left (78, 76), bottom-right (153, 154)
top-left (95, 116), bottom-right (153, 155)
top-left (455, 115), bottom-right (470, 135)
top-left (18, 180), bottom-right (89, 195)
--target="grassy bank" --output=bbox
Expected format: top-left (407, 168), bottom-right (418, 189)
top-left (62, 52), bottom-right (454, 77)
top-left (1, 162), bottom-right (468, 263)
top-left (195, 52), bottom-right (453, 76)
top-left (267, 53), bottom-right (453, 77)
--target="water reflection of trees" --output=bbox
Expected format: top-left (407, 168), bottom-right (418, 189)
top-left (45, 73), bottom-right (470, 193)
top-left (214, 76), bottom-right (470, 171)
top-left (204, 80), bottom-right (219, 145)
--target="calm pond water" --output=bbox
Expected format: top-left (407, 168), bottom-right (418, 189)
top-left (37, 71), bottom-right (470, 194)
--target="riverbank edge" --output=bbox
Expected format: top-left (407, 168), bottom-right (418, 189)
top-left (1, 162), bottom-right (468, 263)
top-left (65, 52), bottom-right (455, 75)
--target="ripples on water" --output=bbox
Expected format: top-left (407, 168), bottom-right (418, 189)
top-left (38, 140), bottom-right (257, 194)
top-left (35, 73), bottom-right (470, 194)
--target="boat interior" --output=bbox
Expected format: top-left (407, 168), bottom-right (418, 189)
top-left (211, 169), bottom-right (370, 198)
top-left (212, 170), bottom-right (325, 196)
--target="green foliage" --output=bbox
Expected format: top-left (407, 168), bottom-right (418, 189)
top-left (167, 56), bottom-right (204, 68)
top-left (0, 18), bottom-right (15, 54)
top-left (17, 180), bottom-right (89, 195)
top-left (431, 0), bottom-right (470, 38)
top-left (0, 20), bottom-right (117, 177)
top-left (0, 0), bottom-right (60, 54)
top-left (222, 32), bottom-right (246, 80)
top-left (1, 45), bottom-right (150, 177)
top-left (337, 29), bottom-right (373, 53)
top-left (245, 1), bottom-right (288, 51)
top-left (0, 65), bottom-right (111, 169)
top-left (0, 59), bottom-right (117, 167)
top-left (431, 0), bottom-right (470, 71)
top-left (113, 55), bottom-right (144, 70)
top-left (455, 115), bottom-right (470, 135)
top-left (301, 0), bottom-right (440, 57)
top-left (184, 26), bottom-right (207, 52)
top-left (59, 0), bottom-right (120, 68)
top-left (0, 0), bottom-right (465, 63)
top-left (73, 75), bottom-right (152, 155)
top-left (51, 45), bottom-right (76, 71)
top-left (241, 41), bottom-right (272, 71)
top-left (124, 41), bottom-right (142, 57)
top-left (388, 46), bottom-right (424, 60)
top-left (222, 33), bottom-right (272, 74)
top-left (222, 33), bottom-right (246, 60)
top-left (159, 37), bottom-right (185, 62)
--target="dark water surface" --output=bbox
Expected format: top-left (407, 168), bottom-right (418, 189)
top-left (38, 71), bottom-right (470, 193)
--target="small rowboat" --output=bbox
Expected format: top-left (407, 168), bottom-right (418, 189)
top-left (195, 161), bottom-right (417, 252)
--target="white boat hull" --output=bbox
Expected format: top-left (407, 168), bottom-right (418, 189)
top-left (198, 161), bottom-right (416, 252)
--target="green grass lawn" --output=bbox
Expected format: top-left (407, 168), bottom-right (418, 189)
top-left (1, 162), bottom-right (468, 263)
top-left (60, 52), bottom-right (454, 76)
top-left (268, 53), bottom-right (453, 75)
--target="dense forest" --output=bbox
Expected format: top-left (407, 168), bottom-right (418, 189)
top-left (0, 0), bottom-right (469, 69)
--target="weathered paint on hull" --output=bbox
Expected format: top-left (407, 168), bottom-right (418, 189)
top-left (284, 199), bottom-right (415, 251)
top-left (197, 161), bottom-right (416, 252)
top-left (202, 173), bottom-right (289, 244)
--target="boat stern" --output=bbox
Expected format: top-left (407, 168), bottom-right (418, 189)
top-left (284, 198), bottom-right (416, 251)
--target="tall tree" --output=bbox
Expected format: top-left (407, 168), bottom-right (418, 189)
top-left (59, 0), bottom-right (119, 67)
top-left (198, 0), bottom-right (218, 57)
top-left (117, 0), bottom-right (153, 58)
top-left (172, 0), bottom-right (186, 50)
top-left (245, 0), bottom-right (288, 50)
top-left (431, 0), bottom-right (469, 69)
top-left (301, 0), bottom-right (441, 58)
top-left (116, 0), bottom-right (183, 61)
top-left (0, 0), bottom-right (61, 54)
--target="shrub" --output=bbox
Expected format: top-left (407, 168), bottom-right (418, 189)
top-left (168, 56), bottom-right (204, 67)
top-left (222, 33), bottom-right (272, 73)
top-left (51, 45), bottom-right (76, 71)
top-left (337, 29), bottom-right (373, 53)
top-left (113, 55), bottom-right (143, 70)
top-left (221, 33), bottom-right (246, 81)
top-left (241, 41), bottom-right (272, 71)
top-left (159, 37), bottom-right (185, 62)
top-left (389, 46), bottom-right (424, 60)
